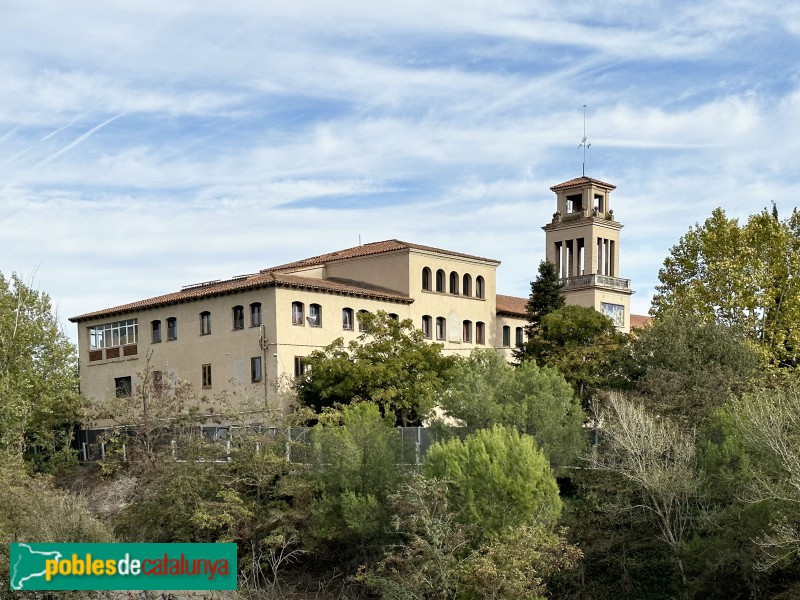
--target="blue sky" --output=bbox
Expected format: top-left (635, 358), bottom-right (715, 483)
top-left (2, 1), bottom-right (800, 342)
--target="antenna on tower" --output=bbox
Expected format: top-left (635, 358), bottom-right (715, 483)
top-left (579, 104), bottom-right (591, 176)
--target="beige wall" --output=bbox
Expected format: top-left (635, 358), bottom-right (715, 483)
top-left (78, 287), bottom-right (280, 419)
top-left (563, 287), bottom-right (632, 332)
top-left (325, 251), bottom-right (411, 295)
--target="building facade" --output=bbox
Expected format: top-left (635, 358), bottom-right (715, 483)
top-left (70, 177), bottom-right (639, 411)
top-left (71, 240), bottom-right (532, 411)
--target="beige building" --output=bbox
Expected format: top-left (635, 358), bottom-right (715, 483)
top-left (70, 176), bottom-right (641, 410)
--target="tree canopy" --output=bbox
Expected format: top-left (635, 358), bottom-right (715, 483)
top-left (0, 272), bottom-right (81, 468)
top-left (516, 261), bottom-right (566, 362)
top-left (651, 206), bottom-right (800, 366)
top-left (523, 304), bottom-right (628, 401)
top-left (295, 311), bottom-right (455, 425)
top-left (437, 349), bottom-right (586, 468)
top-left (423, 425), bottom-right (562, 540)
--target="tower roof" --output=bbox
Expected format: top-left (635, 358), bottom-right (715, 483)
top-left (550, 176), bottom-right (616, 191)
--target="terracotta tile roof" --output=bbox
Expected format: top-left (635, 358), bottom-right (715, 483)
top-left (69, 271), bottom-right (412, 323)
top-left (550, 176), bottom-right (616, 191)
top-left (496, 294), bottom-right (528, 317)
top-left (262, 239), bottom-right (499, 273)
top-left (630, 314), bottom-right (653, 329)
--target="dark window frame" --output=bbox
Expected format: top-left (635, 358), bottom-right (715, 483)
top-left (232, 305), bottom-right (245, 330)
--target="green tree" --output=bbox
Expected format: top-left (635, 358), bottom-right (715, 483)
top-left (296, 311), bottom-right (455, 425)
top-left (517, 261), bottom-right (565, 358)
top-left (359, 476), bottom-right (580, 600)
top-left (423, 425), bottom-right (561, 541)
top-left (652, 207), bottom-right (800, 366)
top-left (306, 403), bottom-right (405, 561)
top-left (628, 312), bottom-right (762, 425)
top-left (0, 272), bottom-right (81, 470)
top-left (526, 305), bottom-right (628, 402)
top-left (437, 349), bottom-right (585, 468)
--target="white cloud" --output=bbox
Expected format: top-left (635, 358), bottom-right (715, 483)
top-left (2, 1), bottom-right (800, 342)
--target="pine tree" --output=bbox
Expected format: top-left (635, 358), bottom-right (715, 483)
top-left (516, 262), bottom-right (565, 362)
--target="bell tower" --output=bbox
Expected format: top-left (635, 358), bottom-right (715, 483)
top-left (542, 176), bottom-right (634, 332)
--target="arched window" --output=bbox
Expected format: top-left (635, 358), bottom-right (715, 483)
top-left (358, 310), bottom-right (369, 332)
top-left (435, 317), bottom-right (446, 340)
top-left (515, 327), bottom-right (524, 347)
top-left (476, 275), bottom-right (485, 299)
top-left (449, 271), bottom-right (459, 295)
top-left (422, 267), bottom-right (432, 291)
top-left (250, 302), bottom-right (262, 327)
top-left (200, 311), bottom-right (211, 335)
top-left (292, 302), bottom-right (304, 326)
top-left (388, 313), bottom-right (399, 321)
top-left (476, 321), bottom-right (485, 345)
top-left (462, 320), bottom-right (472, 343)
top-left (462, 274), bottom-right (472, 297)
top-left (167, 317), bottom-right (177, 341)
top-left (502, 325), bottom-right (511, 347)
top-left (422, 315), bottom-right (432, 339)
top-left (436, 269), bottom-right (445, 292)
top-left (151, 320), bottom-right (162, 343)
top-left (342, 307), bottom-right (354, 331)
top-left (309, 304), bottom-right (322, 327)
top-left (232, 305), bottom-right (244, 330)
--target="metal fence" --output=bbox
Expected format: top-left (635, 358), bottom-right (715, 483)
top-left (75, 425), bottom-right (446, 466)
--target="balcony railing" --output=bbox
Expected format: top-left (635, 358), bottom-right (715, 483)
top-left (88, 344), bottom-right (138, 362)
top-left (560, 274), bottom-right (631, 291)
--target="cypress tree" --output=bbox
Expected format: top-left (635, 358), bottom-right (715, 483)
top-left (517, 261), bottom-right (566, 362)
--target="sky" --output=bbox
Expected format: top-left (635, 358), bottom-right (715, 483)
top-left (3, 1), bottom-right (800, 343)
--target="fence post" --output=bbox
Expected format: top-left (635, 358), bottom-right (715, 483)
top-left (226, 439), bottom-right (231, 462)
top-left (286, 427), bottom-right (291, 462)
top-left (171, 440), bottom-right (177, 458)
top-left (122, 443), bottom-right (127, 462)
top-left (415, 427), bottom-right (421, 467)
top-left (82, 442), bottom-right (88, 462)
top-left (100, 442), bottom-right (106, 461)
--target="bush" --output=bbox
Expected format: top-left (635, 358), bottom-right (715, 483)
top-left (423, 425), bottom-right (561, 541)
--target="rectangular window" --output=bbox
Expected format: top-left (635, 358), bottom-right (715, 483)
top-left (516, 327), bottom-right (524, 347)
top-left (233, 306), bottom-right (245, 330)
top-left (476, 322), bottom-right (485, 345)
top-left (502, 326), bottom-right (511, 347)
top-left (294, 356), bottom-right (308, 378)
top-left (167, 317), bottom-right (177, 341)
top-left (309, 304), bottom-right (322, 327)
top-left (342, 308), bottom-right (354, 331)
top-left (250, 303), bottom-right (262, 327)
top-left (422, 316), bottom-right (432, 339)
top-left (436, 317), bottom-right (446, 341)
top-left (463, 320), bottom-right (472, 343)
top-left (200, 312), bottom-right (211, 335)
top-left (151, 320), bottom-right (161, 344)
top-left (202, 364), bottom-right (212, 388)
top-left (292, 302), bottom-right (304, 326)
top-left (251, 356), bottom-right (262, 382)
top-left (89, 319), bottom-right (138, 350)
top-left (114, 376), bottom-right (132, 398)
